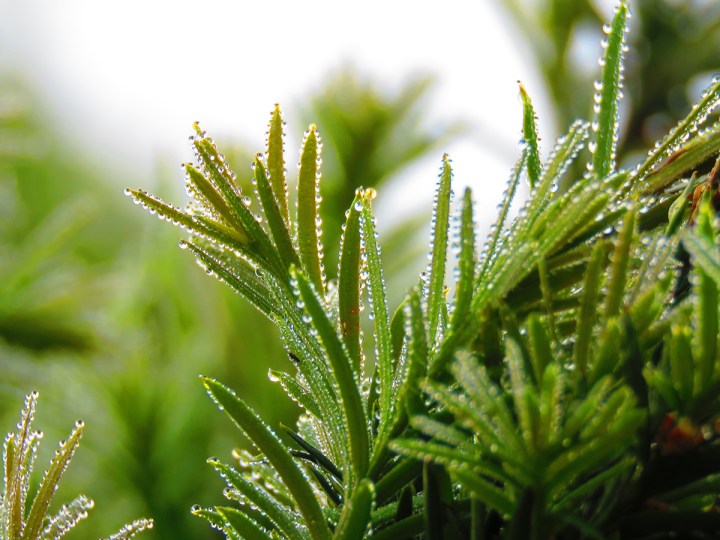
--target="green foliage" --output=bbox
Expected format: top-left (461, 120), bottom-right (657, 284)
top-left (132, 1), bottom-right (720, 538)
top-left (4, 66), bottom-right (455, 539)
top-left (498, 0), bottom-right (720, 160)
top-left (0, 392), bottom-right (152, 539)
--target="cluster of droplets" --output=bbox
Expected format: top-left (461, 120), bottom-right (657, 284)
top-left (124, 188), bottom-right (201, 234)
top-left (105, 518), bottom-right (154, 540)
top-left (40, 495), bottom-right (94, 540)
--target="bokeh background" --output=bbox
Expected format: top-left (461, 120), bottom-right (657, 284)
top-left (0, 0), bottom-right (718, 538)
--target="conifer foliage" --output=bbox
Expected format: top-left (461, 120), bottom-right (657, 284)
top-left (130, 1), bottom-right (720, 537)
top-left (0, 392), bottom-right (153, 540)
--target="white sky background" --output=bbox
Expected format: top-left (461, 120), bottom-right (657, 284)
top-left (0, 0), bottom-right (560, 227)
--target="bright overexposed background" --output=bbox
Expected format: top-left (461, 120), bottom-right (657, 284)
top-left (0, 0), bottom-right (556, 224)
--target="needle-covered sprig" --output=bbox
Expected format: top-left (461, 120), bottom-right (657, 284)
top-left (129, 1), bottom-right (720, 536)
top-left (0, 393), bottom-right (152, 540)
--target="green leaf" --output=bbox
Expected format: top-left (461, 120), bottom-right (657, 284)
top-left (693, 202), bottom-right (719, 385)
top-left (281, 425), bottom-right (343, 481)
top-left (423, 461), bottom-right (446, 540)
top-left (253, 155), bottom-right (299, 270)
top-left (621, 314), bottom-right (649, 410)
top-left (201, 377), bottom-right (332, 540)
top-left (370, 515), bottom-right (424, 540)
top-left (127, 189), bottom-right (250, 252)
top-left (192, 128), bottom-right (285, 277)
top-left (22, 420), bottom-right (84, 540)
top-left (527, 314), bottom-right (553, 386)
top-left (519, 83), bottom-right (542, 189)
top-left (267, 104), bottom-right (290, 226)
top-left (506, 339), bottom-right (535, 450)
top-left (590, 319), bottom-right (622, 383)
top-left (270, 370), bottom-right (322, 419)
top-left (520, 120), bottom-right (588, 239)
top-left (426, 154), bottom-right (453, 346)
top-left (390, 298), bottom-right (409, 364)
top-left (683, 227), bottom-right (720, 286)
top-left (358, 194), bottom-right (393, 442)
top-left (604, 207), bottom-right (636, 321)
top-left (555, 457), bottom-right (633, 512)
top-left (590, 0), bottom-right (628, 179)
top-left (669, 323), bottom-right (695, 404)
top-left (537, 257), bottom-right (558, 345)
top-left (272, 295), bottom-right (347, 456)
top-left (208, 459), bottom-right (306, 540)
top-left (291, 268), bottom-right (369, 481)
top-left (332, 479), bottom-right (374, 540)
top-left (666, 173), bottom-right (700, 236)
top-left (182, 241), bottom-right (276, 320)
top-left (393, 436), bottom-right (516, 487)
top-left (338, 192), bottom-right (364, 371)
top-left (633, 75), bottom-right (720, 185)
top-left (539, 364), bottom-right (563, 448)
top-left (451, 188), bottom-right (476, 334)
top-left (185, 163), bottom-right (250, 241)
top-left (644, 124), bottom-right (720, 194)
top-left (477, 149), bottom-right (526, 285)
top-left (399, 290), bottom-right (429, 419)
top-left (574, 241), bottom-right (606, 375)
top-left (5, 392), bottom-right (39, 539)
top-left (103, 519), bottom-right (155, 540)
top-left (41, 495), bottom-right (94, 540)
top-left (296, 125), bottom-right (325, 293)
top-left (192, 506), bottom-right (268, 540)
top-left (449, 466), bottom-right (515, 517)
top-left (371, 291), bottom-right (427, 481)
top-left (541, 120), bottom-right (589, 189)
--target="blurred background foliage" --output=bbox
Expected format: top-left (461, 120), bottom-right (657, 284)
top-left (0, 1), bottom-right (718, 538)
